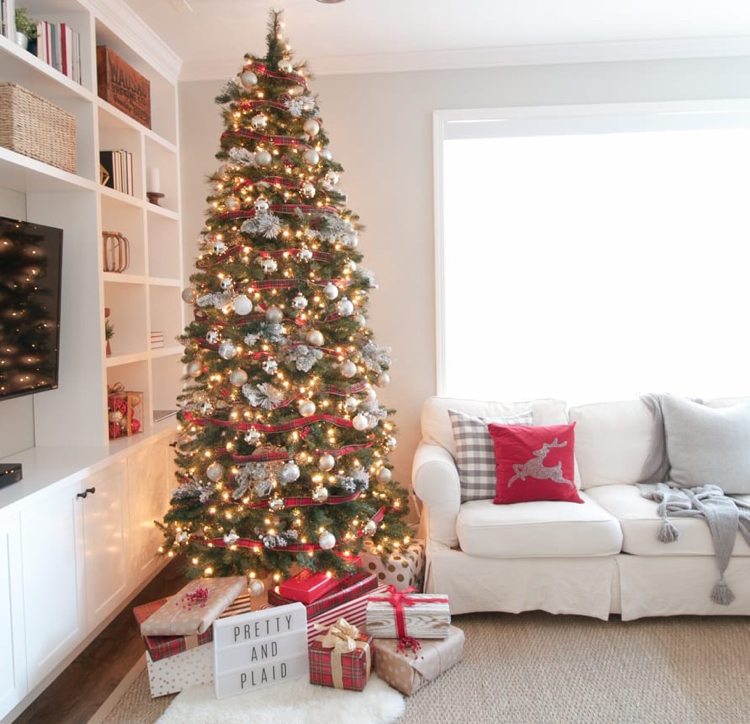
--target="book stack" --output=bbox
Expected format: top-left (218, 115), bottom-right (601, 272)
top-left (100, 150), bottom-right (134, 195)
top-left (150, 331), bottom-right (164, 349)
top-left (35, 21), bottom-right (82, 84)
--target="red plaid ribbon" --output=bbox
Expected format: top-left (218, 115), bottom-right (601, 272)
top-left (185, 411), bottom-right (355, 433)
top-left (250, 61), bottom-right (308, 87)
top-left (222, 127), bottom-right (310, 148)
top-left (215, 203), bottom-right (338, 221)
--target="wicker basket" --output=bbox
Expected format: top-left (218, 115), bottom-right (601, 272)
top-left (0, 83), bottom-right (77, 173)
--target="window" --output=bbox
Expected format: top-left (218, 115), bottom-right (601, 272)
top-left (434, 102), bottom-right (750, 404)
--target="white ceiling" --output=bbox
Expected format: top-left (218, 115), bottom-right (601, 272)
top-left (124, 0), bottom-right (750, 80)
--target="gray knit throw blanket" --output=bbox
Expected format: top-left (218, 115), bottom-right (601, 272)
top-left (638, 483), bottom-right (750, 605)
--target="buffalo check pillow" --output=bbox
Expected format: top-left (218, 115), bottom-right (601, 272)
top-left (449, 408), bottom-right (533, 502)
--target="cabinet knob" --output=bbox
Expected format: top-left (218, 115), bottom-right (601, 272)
top-left (76, 487), bottom-right (96, 499)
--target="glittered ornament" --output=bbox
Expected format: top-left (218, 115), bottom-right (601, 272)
top-left (248, 578), bottom-right (265, 596)
top-left (181, 287), bottom-right (197, 304)
top-left (244, 428), bottom-right (261, 444)
top-left (255, 149), bottom-right (272, 166)
top-left (363, 520), bottom-right (377, 536)
top-left (279, 461), bottom-right (300, 484)
top-left (269, 497), bottom-right (285, 512)
top-left (352, 413), bottom-right (369, 431)
top-left (220, 276), bottom-right (234, 291)
top-left (223, 529), bottom-right (239, 545)
top-left (262, 358), bottom-right (278, 374)
top-left (187, 360), bottom-right (202, 378)
top-left (218, 340), bottom-right (237, 360)
top-left (340, 360), bottom-right (357, 378)
top-left (224, 195), bottom-right (241, 211)
top-left (297, 247), bottom-right (313, 262)
top-left (324, 171), bottom-right (340, 186)
top-left (344, 396), bottom-right (359, 413)
top-left (240, 69), bottom-right (258, 88)
top-left (206, 329), bottom-right (220, 344)
top-left (213, 240), bottom-right (227, 255)
top-left (303, 118), bottom-right (320, 137)
top-left (312, 486), bottom-right (329, 504)
top-left (176, 530), bottom-right (189, 544)
top-left (377, 372), bottom-right (390, 387)
top-left (199, 401), bottom-right (214, 416)
top-left (229, 368), bottom-right (248, 386)
top-left (250, 113), bottom-right (267, 130)
top-left (292, 293), bottom-right (308, 310)
top-left (265, 306), bottom-right (284, 323)
top-left (377, 467), bottom-right (393, 484)
top-left (254, 198), bottom-right (270, 213)
top-left (302, 148), bottom-right (319, 165)
top-left (318, 453), bottom-right (335, 472)
top-left (300, 182), bottom-right (316, 198)
top-left (233, 294), bottom-right (253, 316)
top-left (306, 330), bottom-right (324, 347)
top-left (278, 58), bottom-right (294, 73)
top-left (323, 282), bottom-right (339, 300)
top-left (336, 297), bottom-right (354, 316)
top-left (206, 461), bottom-right (224, 482)
top-left (259, 257), bottom-right (278, 273)
top-left (319, 531), bottom-right (336, 550)
top-left (298, 399), bottom-right (316, 417)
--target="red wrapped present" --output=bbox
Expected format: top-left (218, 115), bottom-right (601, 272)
top-left (278, 569), bottom-right (340, 604)
top-left (309, 618), bottom-right (372, 691)
top-left (306, 583), bottom-right (388, 646)
top-left (268, 572), bottom-right (377, 618)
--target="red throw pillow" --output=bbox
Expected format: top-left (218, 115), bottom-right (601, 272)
top-left (488, 422), bottom-right (583, 504)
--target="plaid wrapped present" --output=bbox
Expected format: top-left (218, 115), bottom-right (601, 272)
top-left (309, 618), bottom-right (372, 691)
top-left (360, 539), bottom-right (425, 591)
top-left (306, 583), bottom-right (388, 646)
top-left (268, 572), bottom-right (377, 618)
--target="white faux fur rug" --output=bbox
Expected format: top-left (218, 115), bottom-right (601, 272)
top-left (156, 672), bottom-right (404, 724)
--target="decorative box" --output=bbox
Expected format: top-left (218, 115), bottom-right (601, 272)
top-left (277, 569), bottom-right (340, 604)
top-left (96, 46), bottom-right (151, 128)
top-left (269, 572), bottom-right (377, 617)
top-left (0, 82), bottom-right (76, 173)
top-left (360, 539), bottom-right (425, 591)
top-left (366, 587), bottom-right (451, 641)
top-left (309, 619), bottom-right (372, 691)
top-left (307, 584), bottom-right (388, 646)
top-left (107, 386), bottom-right (143, 439)
top-left (373, 625), bottom-right (465, 696)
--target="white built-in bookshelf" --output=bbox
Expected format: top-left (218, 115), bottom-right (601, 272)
top-left (0, 0), bottom-right (184, 449)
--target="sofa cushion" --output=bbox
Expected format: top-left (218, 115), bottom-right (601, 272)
top-left (662, 394), bottom-right (750, 494)
top-left (586, 484), bottom-right (750, 557)
top-left (456, 492), bottom-right (622, 558)
top-left (568, 398), bottom-right (668, 490)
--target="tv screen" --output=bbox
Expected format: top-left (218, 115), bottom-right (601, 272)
top-left (0, 216), bottom-right (63, 400)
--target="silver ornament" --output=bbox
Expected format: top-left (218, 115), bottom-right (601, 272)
top-left (265, 306), bottom-right (284, 323)
top-left (269, 497), bottom-right (285, 512)
top-left (377, 372), bottom-right (390, 387)
top-left (363, 520), bottom-right (377, 536)
top-left (224, 196), bottom-right (241, 211)
top-left (344, 396), bottom-right (359, 413)
top-left (250, 113), bottom-right (267, 130)
top-left (255, 149), bottom-right (272, 166)
top-left (340, 360), bottom-right (357, 378)
top-left (344, 259), bottom-right (357, 272)
top-left (298, 399), bottom-right (316, 417)
top-left (248, 578), bottom-right (265, 596)
top-left (312, 486), bottom-right (329, 503)
top-left (220, 276), bottom-right (234, 291)
top-left (302, 148), bottom-right (319, 165)
top-left (213, 240), bottom-right (227, 255)
top-left (206, 461), bottom-right (224, 482)
top-left (279, 461), bottom-right (300, 484)
top-left (336, 298), bottom-right (354, 316)
top-left (321, 148), bottom-right (333, 161)
top-left (219, 340), bottom-right (237, 360)
top-left (323, 282), bottom-right (339, 300)
top-left (306, 330), bottom-right (324, 347)
top-left (187, 360), bottom-right (202, 377)
top-left (301, 182), bottom-right (316, 198)
top-left (324, 171), bottom-right (340, 186)
top-left (176, 530), bottom-right (189, 544)
top-left (199, 401), bottom-right (214, 416)
top-left (365, 386), bottom-right (377, 402)
top-left (229, 368), bottom-right (248, 386)
top-left (352, 413), bottom-right (369, 431)
top-left (233, 294), bottom-right (253, 316)
top-left (262, 358), bottom-right (278, 374)
top-left (181, 287), bottom-right (197, 304)
top-left (355, 314), bottom-right (366, 328)
top-left (297, 247), bottom-right (313, 262)
top-left (319, 531), bottom-right (336, 550)
top-left (259, 257), bottom-right (278, 273)
top-left (240, 69), bottom-right (258, 88)
top-left (254, 198), bottom-right (270, 213)
top-left (386, 435), bottom-right (397, 449)
top-left (318, 453), bottom-right (335, 472)
top-left (377, 467), bottom-right (392, 484)
top-left (292, 294), bottom-right (308, 310)
top-left (244, 428), bottom-right (261, 444)
top-left (303, 118), bottom-right (320, 137)
top-left (223, 529), bottom-right (239, 545)
top-left (206, 329), bottom-right (220, 344)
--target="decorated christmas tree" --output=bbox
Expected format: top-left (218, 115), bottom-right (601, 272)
top-left (160, 11), bottom-right (409, 593)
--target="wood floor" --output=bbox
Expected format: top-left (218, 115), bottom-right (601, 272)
top-left (14, 558), bottom-right (186, 724)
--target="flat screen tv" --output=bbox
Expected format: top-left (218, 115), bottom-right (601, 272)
top-left (0, 216), bottom-right (63, 400)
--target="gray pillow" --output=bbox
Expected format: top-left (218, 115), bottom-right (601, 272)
top-left (661, 394), bottom-right (750, 494)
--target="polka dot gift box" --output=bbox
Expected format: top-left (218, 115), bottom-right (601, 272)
top-left (360, 539), bottom-right (425, 591)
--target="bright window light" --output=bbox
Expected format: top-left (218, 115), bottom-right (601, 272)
top-left (440, 115), bottom-right (750, 404)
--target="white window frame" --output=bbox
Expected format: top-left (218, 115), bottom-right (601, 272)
top-left (433, 99), bottom-right (750, 397)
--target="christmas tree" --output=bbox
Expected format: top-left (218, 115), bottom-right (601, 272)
top-left (160, 11), bottom-right (409, 592)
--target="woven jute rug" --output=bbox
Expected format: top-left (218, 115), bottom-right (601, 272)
top-left (102, 612), bottom-right (750, 724)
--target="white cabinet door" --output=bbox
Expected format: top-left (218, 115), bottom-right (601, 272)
top-left (0, 509), bottom-right (26, 720)
top-left (128, 437), bottom-right (170, 583)
top-left (20, 475), bottom-right (85, 690)
top-left (81, 459), bottom-right (129, 632)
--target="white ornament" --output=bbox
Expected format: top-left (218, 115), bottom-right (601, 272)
top-left (262, 358), bottom-right (278, 374)
top-left (303, 148), bottom-right (320, 165)
top-left (259, 257), bottom-right (278, 273)
top-left (269, 497), bottom-right (285, 512)
top-left (240, 69), bottom-right (258, 88)
top-left (206, 461), bottom-right (224, 482)
top-left (377, 372), bottom-right (390, 387)
top-left (218, 340), bottom-right (237, 360)
top-left (363, 520), bottom-right (377, 536)
top-left (298, 399), bottom-right (316, 417)
top-left (220, 276), bottom-right (234, 291)
top-left (224, 196), bottom-right (241, 211)
top-left (223, 529), bottom-right (239, 545)
top-left (318, 453), bottom-right (335, 472)
top-left (292, 294), bottom-right (308, 310)
top-left (344, 396), bottom-right (359, 413)
top-left (187, 360), bottom-right (202, 377)
top-left (377, 467), bottom-right (392, 484)
top-left (345, 260), bottom-right (357, 272)
top-left (229, 368), bottom-right (248, 386)
top-left (365, 386), bottom-right (377, 402)
top-left (206, 329), bottom-right (220, 344)
top-left (336, 298), bottom-right (354, 317)
top-left (297, 247), bottom-right (313, 262)
top-left (181, 287), bottom-right (196, 304)
top-left (213, 240), bottom-right (227, 255)
top-left (352, 413), bottom-right (369, 431)
top-left (233, 294), bottom-right (253, 316)
top-left (255, 149), bottom-right (272, 166)
top-left (355, 314), bottom-right (366, 328)
top-left (306, 330), bottom-right (324, 347)
top-left (265, 306), bottom-right (284, 323)
top-left (321, 148), bottom-right (333, 161)
top-left (324, 171), bottom-right (340, 186)
top-left (323, 282), bottom-right (339, 300)
top-left (248, 578), bottom-right (265, 597)
top-left (244, 428), bottom-right (261, 444)
top-left (250, 114), bottom-right (267, 130)
top-left (303, 118), bottom-right (320, 137)
top-left (340, 360), bottom-right (357, 378)
top-left (312, 486), bottom-right (329, 503)
top-left (176, 530), bottom-right (189, 544)
top-left (280, 461), bottom-right (300, 484)
top-left (386, 435), bottom-right (397, 449)
top-left (254, 198), bottom-right (270, 213)
top-left (278, 59), bottom-right (294, 73)
top-left (319, 531), bottom-right (336, 550)
top-left (301, 182), bottom-right (316, 198)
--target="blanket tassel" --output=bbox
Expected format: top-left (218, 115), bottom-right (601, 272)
top-left (658, 518), bottom-right (679, 543)
top-left (711, 577), bottom-right (735, 606)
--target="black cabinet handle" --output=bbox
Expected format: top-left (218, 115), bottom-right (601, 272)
top-left (76, 486), bottom-right (96, 499)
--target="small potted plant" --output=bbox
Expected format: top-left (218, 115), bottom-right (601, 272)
top-left (14, 7), bottom-right (37, 51)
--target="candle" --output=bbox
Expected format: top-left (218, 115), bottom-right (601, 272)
top-left (147, 167), bottom-right (161, 193)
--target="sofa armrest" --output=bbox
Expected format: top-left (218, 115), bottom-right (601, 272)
top-left (412, 442), bottom-right (460, 549)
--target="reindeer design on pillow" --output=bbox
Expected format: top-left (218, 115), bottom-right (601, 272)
top-left (507, 438), bottom-right (572, 488)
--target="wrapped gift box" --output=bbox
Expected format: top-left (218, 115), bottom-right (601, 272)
top-left (373, 625), bottom-right (464, 696)
top-left (360, 539), bottom-right (425, 591)
top-left (269, 572), bottom-right (377, 618)
top-left (366, 587), bottom-right (451, 640)
top-left (277, 569), bottom-right (340, 604)
top-left (307, 584), bottom-right (388, 646)
top-left (309, 620), bottom-right (373, 691)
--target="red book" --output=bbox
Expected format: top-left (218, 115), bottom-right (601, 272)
top-left (278, 569), bottom-right (340, 604)
top-left (268, 572), bottom-right (377, 617)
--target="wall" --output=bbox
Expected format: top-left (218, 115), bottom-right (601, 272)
top-left (179, 56), bottom-right (750, 487)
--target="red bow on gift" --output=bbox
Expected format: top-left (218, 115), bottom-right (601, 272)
top-left (369, 585), bottom-right (448, 655)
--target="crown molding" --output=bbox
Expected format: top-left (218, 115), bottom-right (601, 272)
top-left (82, 0), bottom-right (182, 83)
top-left (181, 35), bottom-right (750, 83)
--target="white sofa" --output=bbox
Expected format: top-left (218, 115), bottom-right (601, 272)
top-left (412, 396), bottom-right (750, 620)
